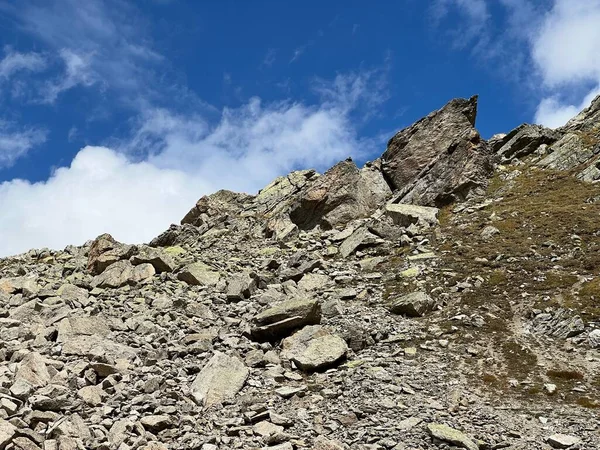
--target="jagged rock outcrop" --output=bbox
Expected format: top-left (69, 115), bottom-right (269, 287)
top-left (536, 95), bottom-right (600, 181)
top-left (382, 96), bottom-right (494, 206)
top-left (492, 123), bottom-right (562, 161)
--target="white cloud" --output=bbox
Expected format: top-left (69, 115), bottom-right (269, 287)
top-left (535, 87), bottom-right (600, 129)
top-left (529, 0), bottom-right (600, 127)
top-left (0, 121), bottom-right (47, 168)
top-left (0, 71), bottom-right (386, 256)
top-left (0, 48), bottom-right (46, 79)
top-left (0, 146), bottom-right (203, 256)
top-left (40, 49), bottom-right (98, 103)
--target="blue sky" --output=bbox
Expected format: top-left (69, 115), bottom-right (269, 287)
top-left (0, 0), bottom-right (599, 256)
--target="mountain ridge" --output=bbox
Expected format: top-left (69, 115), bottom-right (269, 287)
top-left (0, 95), bottom-right (599, 450)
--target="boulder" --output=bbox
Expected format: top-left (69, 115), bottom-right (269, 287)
top-left (547, 434), bottom-right (581, 449)
top-left (385, 203), bottom-right (439, 227)
top-left (281, 325), bottom-right (348, 371)
top-left (388, 292), bottom-right (435, 317)
top-left (91, 260), bottom-right (155, 289)
top-left (289, 159), bottom-right (391, 230)
top-left (130, 246), bottom-right (175, 273)
top-left (427, 423), bottom-right (479, 450)
top-left (339, 227), bottom-right (383, 258)
top-left (251, 298), bottom-right (321, 341)
top-left (382, 96), bottom-right (493, 206)
top-left (0, 418), bottom-right (16, 450)
top-left (178, 262), bottom-right (221, 286)
top-left (226, 272), bottom-right (258, 301)
top-left (181, 190), bottom-right (253, 227)
top-left (87, 233), bottom-right (137, 275)
top-left (313, 436), bottom-right (345, 450)
top-left (190, 352), bottom-right (249, 407)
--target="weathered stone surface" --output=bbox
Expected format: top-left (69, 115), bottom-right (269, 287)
top-left (493, 123), bottom-right (561, 160)
top-left (87, 233), bottom-right (137, 275)
top-left (91, 260), bottom-right (155, 288)
top-left (289, 159), bottom-right (391, 230)
top-left (547, 434), bottom-right (581, 449)
top-left (251, 298), bottom-right (321, 340)
top-left (282, 325), bottom-right (348, 371)
top-left (0, 418), bottom-right (17, 450)
top-left (313, 436), bottom-right (345, 450)
top-left (181, 190), bottom-right (253, 227)
top-left (177, 262), bottom-right (220, 286)
top-left (388, 292), bottom-right (435, 317)
top-left (339, 227), bottom-right (383, 258)
top-left (13, 352), bottom-right (52, 392)
top-left (537, 95), bottom-right (600, 181)
top-left (427, 423), bottom-right (479, 450)
top-left (226, 272), bottom-right (257, 301)
top-left (382, 96), bottom-right (493, 206)
top-left (385, 203), bottom-right (439, 227)
top-left (130, 245), bottom-right (175, 273)
top-left (190, 352), bottom-right (249, 407)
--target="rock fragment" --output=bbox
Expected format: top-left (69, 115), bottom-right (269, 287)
top-left (190, 352), bottom-right (249, 407)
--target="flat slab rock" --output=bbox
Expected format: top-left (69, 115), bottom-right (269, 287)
top-left (547, 434), bottom-right (581, 449)
top-left (388, 291), bottom-right (435, 317)
top-left (282, 325), bottom-right (348, 371)
top-left (251, 298), bottom-right (321, 341)
top-left (190, 352), bottom-right (249, 407)
top-left (427, 423), bottom-right (479, 450)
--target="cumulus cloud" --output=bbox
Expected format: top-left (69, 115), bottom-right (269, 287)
top-left (0, 121), bottom-right (47, 168)
top-left (530, 0), bottom-right (600, 127)
top-left (0, 71), bottom-right (385, 257)
top-left (0, 147), bottom-right (202, 257)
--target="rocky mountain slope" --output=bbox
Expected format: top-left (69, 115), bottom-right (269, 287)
top-left (1, 96), bottom-right (599, 450)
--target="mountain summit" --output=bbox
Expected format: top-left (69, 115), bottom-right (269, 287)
top-left (1, 96), bottom-right (599, 450)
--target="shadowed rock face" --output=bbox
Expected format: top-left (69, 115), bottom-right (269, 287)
top-left (382, 96), bottom-right (494, 206)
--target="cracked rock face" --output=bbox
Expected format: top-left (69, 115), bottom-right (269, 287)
top-left (382, 96), bottom-right (494, 206)
top-left (0, 95), bottom-right (599, 450)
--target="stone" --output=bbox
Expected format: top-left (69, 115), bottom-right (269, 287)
top-left (588, 329), bottom-right (600, 348)
top-left (77, 385), bottom-right (103, 406)
top-left (251, 298), bottom-right (321, 341)
top-left (382, 96), bottom-right (493, 206)
top-left (252, 421), bottom-right (284, 437)
top-left (385, 203), bottom-right (439, 227)
top-left (297, 273), bottom-right (330, 292)
top-left (289, 158), bottom-right (391, 230)
top-left (190, 352), bottom-right (249, 407)
top-left (181, 189), bottom-right (253, 227)
top-left (547, 434), bottom-right (581, 449)
top-left (313, 436), bottom-right (345, 450)
top-left (537, 95), bottom-right (600, 181)
top-left (140, 415), bottom-right (173, 433)
top-left (91, 260), bottom-right (155, 288)
top-left (388, 292), bottom-right (435, 317)
top-left (0, 419), bottom-right (16, 450)
top-left (14, 352), bottom-right (52, 390)
top-left (130, 245), bottom-right (175, 273)
top-left (226, 272), bottom-right (257, 301)
top-left (427, 423), bottom-right (479, 450)
top-left (87, 233), bottom-right (137, 275)
top-left (178, 262), bottom-right (221, 286)
top-left (339, 227), bottom-right (383, 258)
top-left (281, 325), bottom-right (348, 371)
top-left (493, 123), bottom-right (561, 161)
top-left (480, 225), bottom-right (500, 239)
